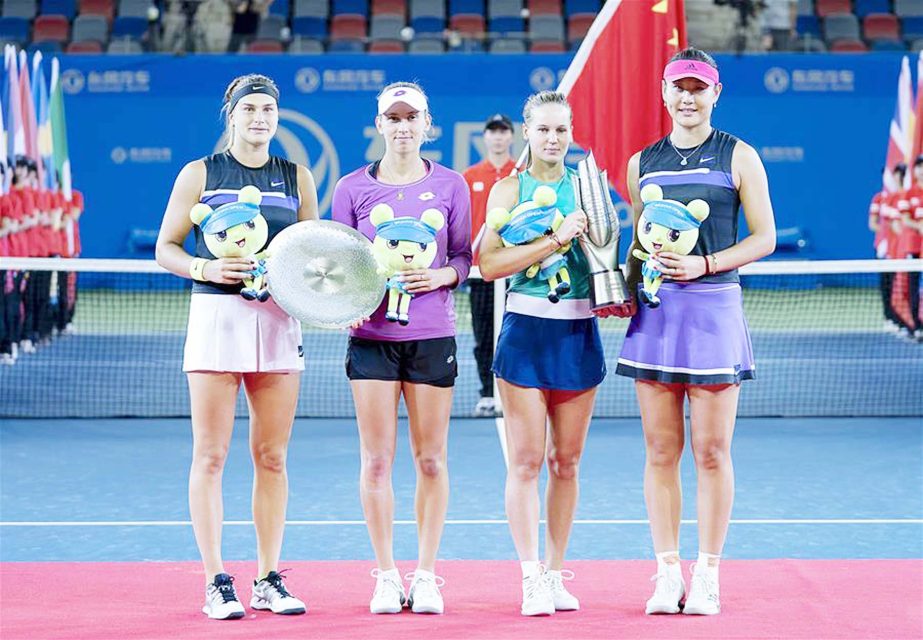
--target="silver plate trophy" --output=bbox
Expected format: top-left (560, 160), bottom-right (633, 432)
top-left (572, 152), bottom-right (631, 310)
top-left (267, 220), bottom-right (386, 329)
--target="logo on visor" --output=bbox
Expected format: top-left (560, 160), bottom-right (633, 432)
top-left (393, 89), bottom-right (407, 96)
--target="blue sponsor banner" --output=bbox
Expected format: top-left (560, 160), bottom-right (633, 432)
top-left (57, 53), bottom-right (900, 260)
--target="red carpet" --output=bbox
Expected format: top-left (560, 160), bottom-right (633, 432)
top-left (1, 560), bottom-right (920, 639)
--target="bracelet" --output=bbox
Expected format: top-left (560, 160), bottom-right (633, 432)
top-left (703, 255), bottom-right (711, 276)
top-left (549, 232), bottom-right (563, 250)
top-left (189, 257), bottom-right (210, 282)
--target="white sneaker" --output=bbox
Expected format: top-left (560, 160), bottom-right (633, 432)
top-left (405, 570), bottom-right (445, 614)
top-left (521, 571), bottom-right (555, 616)
top-left (369, 568), bottom-right (406, 614)
top-left (20, 339), bottom-right (35, 354)
top-left (202, 573), bottom-right (246, 620)
top-left (251, 570), bottom-right (306, 615)
top-left (683, 564), bottom-right (720, 615)
top-left (473, 396), bottom-right (498, 418)
top-left (546, 569), bottom-right (579, 611)
top-left (645, 569), bottom-right (685, 614)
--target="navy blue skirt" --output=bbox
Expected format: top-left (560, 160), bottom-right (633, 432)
top-left (492, 311), bottom-right (606, 391)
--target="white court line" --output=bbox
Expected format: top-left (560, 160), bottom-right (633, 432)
top-left (1, 518), bottom-right (921, 527)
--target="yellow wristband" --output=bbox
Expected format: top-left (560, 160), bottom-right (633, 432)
top-left (189, 258), bottom-right (209, 282)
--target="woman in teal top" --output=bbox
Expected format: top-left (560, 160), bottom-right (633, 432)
top-left (479, 90), bottom-right (605, 617)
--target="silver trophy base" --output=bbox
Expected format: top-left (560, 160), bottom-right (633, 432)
top-left (588, 270), bottom-right (631, 310)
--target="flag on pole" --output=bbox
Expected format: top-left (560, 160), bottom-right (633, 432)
top-left (50, 57), bottom-right (71, 201)
top-left (32, 51), bottom-right (55, 191)
top-left (909, 51), bottom-right (923, 178)
top-left (0, 74), bottom-right (6, 196)
top-left (558, 0), bottom-right (687, 200)
top-left (18, 49), bottom-right (41, 185)
top-left (884, 55), bottom-right (912, 193)
top-left (5, 46), bottom-right (24, 168)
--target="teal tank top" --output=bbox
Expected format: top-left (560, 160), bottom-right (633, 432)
top-left (507, 167), bottom-right (591, 300)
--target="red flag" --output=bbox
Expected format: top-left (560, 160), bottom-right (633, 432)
top-left (559, 0), bottom-right (686, 200)
top-left (884, 56), bottom-right (912, 192)
top-left (18, 49), bottom-right (41, 183)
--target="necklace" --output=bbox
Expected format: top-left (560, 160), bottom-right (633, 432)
top-left (669, 137), bottom-right (707, 166)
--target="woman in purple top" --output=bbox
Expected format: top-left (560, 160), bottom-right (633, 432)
top-left (332, 81), bottom-right (472, 615)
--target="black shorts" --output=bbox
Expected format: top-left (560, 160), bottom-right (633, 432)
top-left (346, 336), bottom-right (457, 387)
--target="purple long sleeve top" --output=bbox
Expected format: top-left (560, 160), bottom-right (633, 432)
top-left (332, 160), bottom-right (472, 342)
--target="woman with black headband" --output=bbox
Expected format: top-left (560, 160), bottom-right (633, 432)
top-left (156, 74), bottom-right (318, 620)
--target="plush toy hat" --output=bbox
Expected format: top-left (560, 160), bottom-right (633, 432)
top-left (198, 201), bottom-right (261, 235)
top-left (641, 200), bottom-right (705, 231)
top-left (374, 216), bottom-right (439, 243)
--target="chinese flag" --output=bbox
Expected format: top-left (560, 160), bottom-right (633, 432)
top-left (559, 0), bottom-right (687, 200)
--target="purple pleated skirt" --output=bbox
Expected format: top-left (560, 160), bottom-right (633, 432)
top-left (616, 282), bottom-right (755, 385)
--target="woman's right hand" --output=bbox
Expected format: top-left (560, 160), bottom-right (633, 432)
top-left (555, 210), bottom-right (588, 244)
top-left (202, 258), bottom-right (256, 284)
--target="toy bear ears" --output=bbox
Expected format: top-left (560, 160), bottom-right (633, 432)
top-left (639, 183), bottom-right (709, 222)
top-left (640, 183), bottom-right (663, 203)
top-left (189, 203), bottom-right (212, 226)
top-left (189, 185), bottom-right (263, 225)
top-left (370, 203), bottom-right (395, 227)
top-left (532, 185), bottom-right (557, 208)
top-left (420, 208), bottom-right (446, 231)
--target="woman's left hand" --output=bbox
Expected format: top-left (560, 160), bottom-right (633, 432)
top-left (654, 252), bottom-right (708, 281)
top-left (399, 267), bottom-right (456, 293)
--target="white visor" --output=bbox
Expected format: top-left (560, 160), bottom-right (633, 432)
top-left (377, 86), bottom-right (428, 115)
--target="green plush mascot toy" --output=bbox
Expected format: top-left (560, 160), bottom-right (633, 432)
top-left (486, 185), bottom-right (572, 303)
top-left (190, 185), bottom-right (271, 302)
top-left (633, 184), bottom-right (710, 308)
top-left (370, 203), bottom-right (446, 326)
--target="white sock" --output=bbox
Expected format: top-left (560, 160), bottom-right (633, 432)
top-left (656, 551), bottom-right (681, 576)
top-left (521, 561), bottom-right (541, 579)
top-left (696, 552), bottom-right (720, 579)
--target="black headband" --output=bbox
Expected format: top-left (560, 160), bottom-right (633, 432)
top-left (229, 82), bottom-right (280, 112)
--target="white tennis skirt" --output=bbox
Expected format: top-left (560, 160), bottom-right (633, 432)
top-left (183, 293), bottom-right (305, 373)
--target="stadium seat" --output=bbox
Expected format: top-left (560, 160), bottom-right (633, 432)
top-left (830, 38), bottom-right (869, 50)
top-left (410, 0), bottom-right (445, 19)
top-left (372, 0), bottom-right (407, 15)
top-left (66, 38), bottom-right (102, 51)
top-left (330, 13), bottom-right (367, 38)
top-left (111, 15), bottom-right (146, 37)
top-left (0, 16), bottom-right (29, 43)
top-left (294, 0), bottom-right (328, 18)
top-left (529, 14), bottom-right (564, 40)
top-left (408, 35), bottom-right (444, 50)
top-left (288, 34), bottom-right (324, 51)
top-left (71, 13), bottom-right (109, 41)
top-left (488, 36), bottom-right (525, 51)
top-left (246, 38), bottom-right (285, 52)
top-left (489, 0), bottom-right (522, 17)
top-left (41, 0), bottom-right (76, 18)
top-left (567, 11), bottom-right (593, 41)
top-left (864, 13), bottom-right (901, 40)
top-left (411, 15), bottom-right (445, 35)
top-left (529, 37), bottom-right (564, 51)
top-left (2, 0), bottom-right (37, 19)
top-left (528, 0), bottom-right (561, 16)
top-left (564, 0), bottom-right (597, 17)
top-left (32, 14), bottom-right (70, 42)
top-left (815, 0), bottom-right (851, 17)
top-left (796, 14), bottom-right (822, 37)
top-left (27, 40), bottom-right (63, 54)
top-left (79, 0), bottom-right (114, 21)
top-left (368, 38), bottom-right (404, 50)
top-left (269, 0), bottom-right (290, 17)
top-left (327, 37), bottom-right (365, 50)
top-left (448, 0), bottom-right (482, 16)
top-left (796, 0), bottom-right (813, 15)
top-left (490, 15), bottom-right (525, 35)
top-left (795, 33), bottom-right (829, 50)
top-left (855, 0), bottom-right (891, 17)
top-left (448, 36), bottom-right (483, 50)
top-left (823, 12), bottom-right (861, 41)
top-left (107, 35), bottom-right (143, 52)
top-left (903, 15), bottom-right (923, 40)
top-left (117, 0), bottom-right (150, 18)
top-left (292, 15), bottom-right (327, 37)
top-left (370, 13), bottom-right (406, 39)
top-left (450, 12), bottom-right (484, 36)
top-left (332, 0), bottom-right (369, 16)
top-left (895, 0), bottom-right (923, 16)
top-left (257, 14), bottom-right (287, 39)
top-left (910, 36), bottom-right (923, 48)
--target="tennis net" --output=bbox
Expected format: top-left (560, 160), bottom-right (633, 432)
top-left (0, 257), bottom-right (920, 418)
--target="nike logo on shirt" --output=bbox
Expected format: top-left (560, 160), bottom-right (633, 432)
top-left (699, 157), bottom-right (715, 164)
top-left (271, 181), bottom-right (284, 187)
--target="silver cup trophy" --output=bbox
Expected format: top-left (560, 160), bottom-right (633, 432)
top-left (572, 152), bottom-right (630, 310)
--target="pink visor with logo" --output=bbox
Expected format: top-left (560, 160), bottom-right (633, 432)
top-left (663, 60), bottom-right (720, 87)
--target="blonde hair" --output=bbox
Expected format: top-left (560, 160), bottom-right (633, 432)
top-left (522, 90), bottom-right (573, 167)
top-left (377, 81), bottom-right (436, 143)
top-left (220, 74), bottom-right (279, 150)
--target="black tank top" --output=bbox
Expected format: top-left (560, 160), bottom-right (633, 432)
top-left (192, 151), bottom-right (300, 294)
top-left (638, 129), bottom-right (741, 284)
